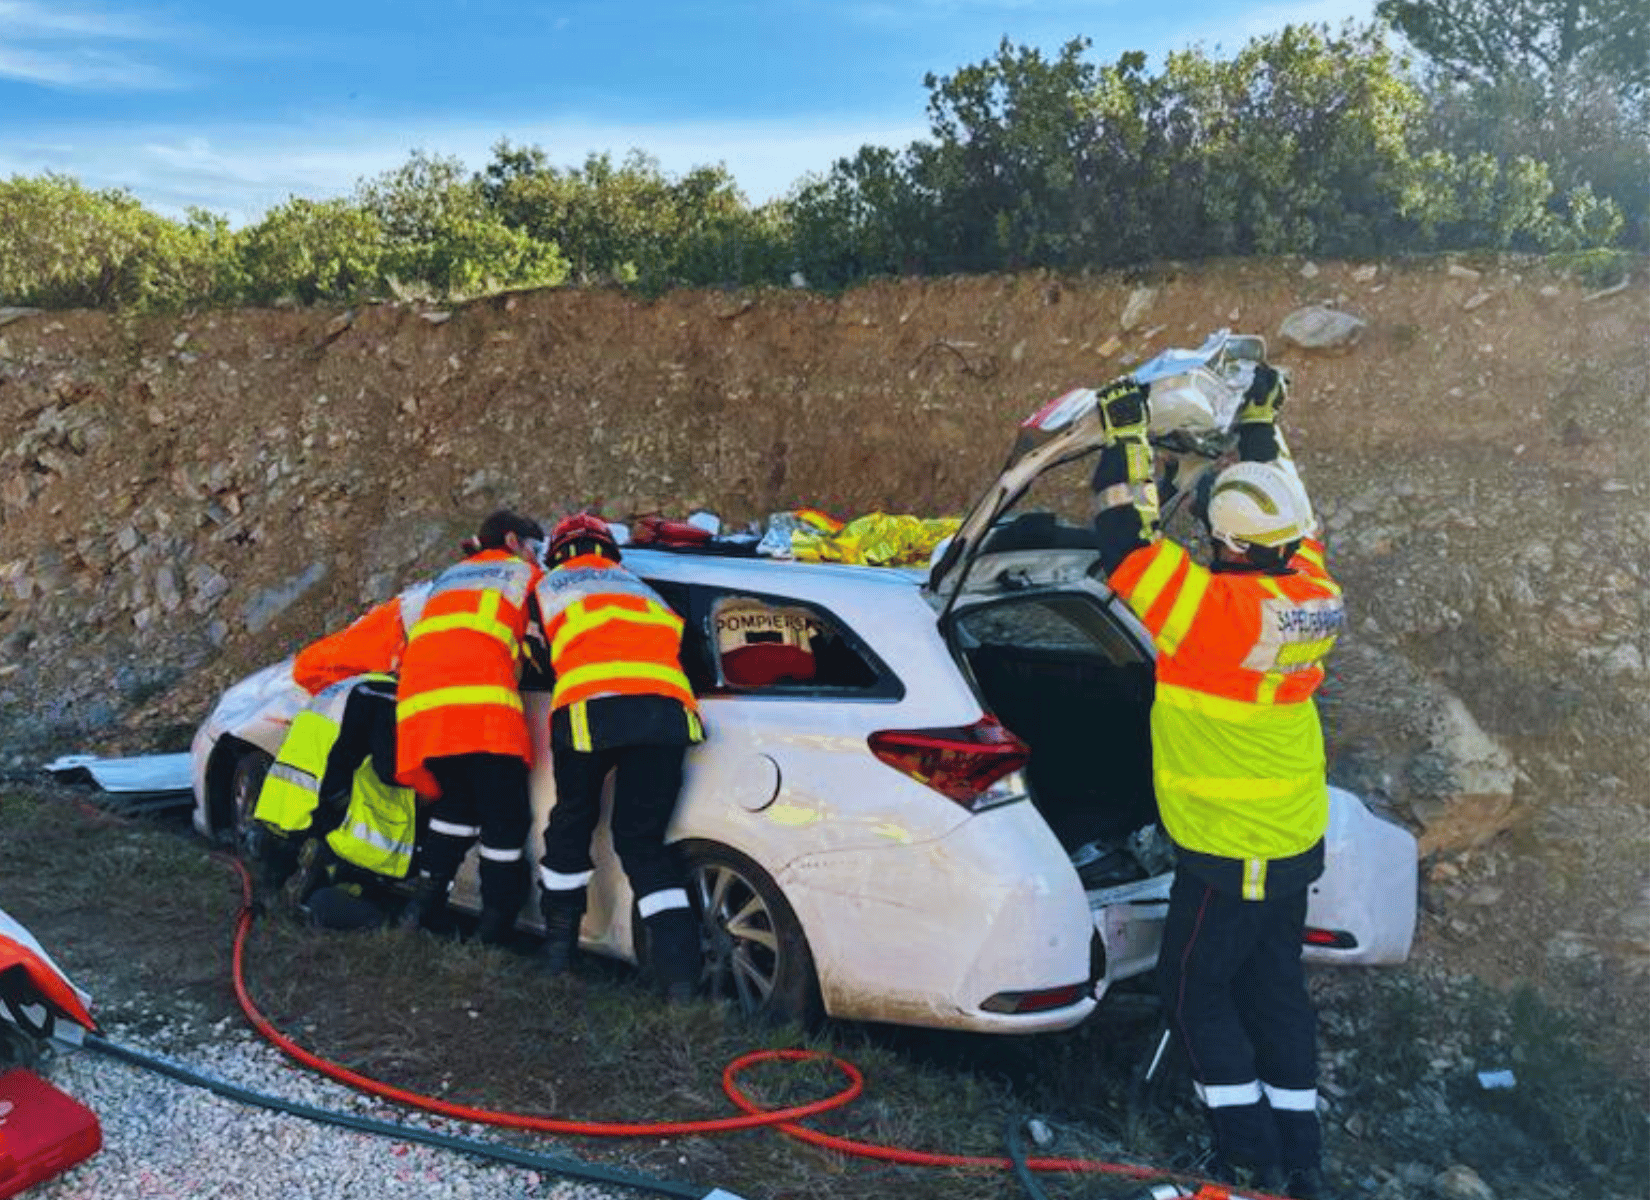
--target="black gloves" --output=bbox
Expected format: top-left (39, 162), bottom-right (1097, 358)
top-left (1096, 377), bottom-right (1151, 443)
top-left (1237, 363), bottom-right (1287, 424)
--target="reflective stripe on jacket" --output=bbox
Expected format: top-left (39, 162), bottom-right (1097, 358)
top-left (395, 551), bottom-right (541, 798)
top-left (255, 673), bottom-right (419, 878)
top-left (325, 758), bottom-right (419, 879)
top-left (533, 555), bottom-right (700, 752)
top-left (292, 582), bottom-right (433, 695)
top-left (1109, 536), bottom-right (1344, 894)
top-left (253, 676), bottom-right (355, 833)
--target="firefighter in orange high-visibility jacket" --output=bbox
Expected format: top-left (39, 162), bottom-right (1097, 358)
top-left (291, 581), bottom-right (433, 696)
top-left (1089, 365), bottom-right (1343, 1200)
top-left (394, 509), bottom-right (546, 944)
top-left (531, 513), bottom-right (704, 1003)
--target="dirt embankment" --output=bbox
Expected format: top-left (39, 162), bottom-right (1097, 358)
top-left (2, 258), bottom-right (1646, 1055)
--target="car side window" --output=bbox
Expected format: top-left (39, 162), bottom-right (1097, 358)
top-left (707, 593), bottom-right (886, 694)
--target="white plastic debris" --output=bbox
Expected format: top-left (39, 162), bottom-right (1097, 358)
top-left (1476, 1068), bottom-right (1516, 1090)
top-left (43, 752), bottom-right (194, 793)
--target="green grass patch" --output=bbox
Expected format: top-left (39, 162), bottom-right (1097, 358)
top-left (5, 784), bottom-right (1646, 1200)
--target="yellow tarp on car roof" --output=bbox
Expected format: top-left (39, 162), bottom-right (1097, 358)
top-left (790, 512), bottom-right (960, 568)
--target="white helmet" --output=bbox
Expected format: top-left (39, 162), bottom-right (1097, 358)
top-left (1206, 460), bottom-right (1313, 556)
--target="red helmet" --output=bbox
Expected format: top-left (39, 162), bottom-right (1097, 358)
top-left (547, 512), bottom-right (618, 565)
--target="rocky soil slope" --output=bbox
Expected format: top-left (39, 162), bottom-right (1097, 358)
top-left (1, 258), bottom-right (1645, 1059)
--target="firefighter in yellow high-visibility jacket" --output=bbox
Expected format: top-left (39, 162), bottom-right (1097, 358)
top-left (251, 672), bottom-right (421, 929)
top-left (1088, 364), bottom-right (1343, 1200)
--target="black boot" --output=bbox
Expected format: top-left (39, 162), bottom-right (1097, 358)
top-left (473, 858), bottom-right (529, 947)
top-left (645, 908), bottom-right (703, 1004)
top-left (539, 903), bottom-right (582, 976)
top-left (472, 906), bottom-right (516, 947)
top-left (282, 839), bottom-right (333, 912)
top-left (252, 829), bottom-right (302, 912)
top-left (1208, 1158), bottom-right (1287, 1195)
top-left (396, 873), bottom-right (449, 933)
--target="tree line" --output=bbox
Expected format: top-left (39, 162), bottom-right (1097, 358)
top-left (1, 12), bottom-right (1643, 311)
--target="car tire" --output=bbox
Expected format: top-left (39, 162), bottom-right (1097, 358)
top-left (669, 840), bottom-right (821, 1027)
top-left (227, 747), bottom-right (273, 854)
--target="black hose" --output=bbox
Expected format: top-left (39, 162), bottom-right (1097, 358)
top-left (1004, 1115), bottom-right (1057, 1200)
top-left (83, 1033), bottom-right (712, 1200)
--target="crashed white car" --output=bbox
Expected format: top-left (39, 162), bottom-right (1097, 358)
top-left (192, 333), bottom-right (1416, 1034)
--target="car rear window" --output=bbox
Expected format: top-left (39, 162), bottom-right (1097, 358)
top-left (954, 592), bottom-right (1143, 663)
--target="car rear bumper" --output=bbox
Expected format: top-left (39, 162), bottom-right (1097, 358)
top-left (1303, 786), bottom-right (1417, 965)
top-left (1083, 787), bottom-right (1419, 1001)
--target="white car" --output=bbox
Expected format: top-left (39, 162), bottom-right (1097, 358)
top-left (191, 334), bottom-right (1417, 1034)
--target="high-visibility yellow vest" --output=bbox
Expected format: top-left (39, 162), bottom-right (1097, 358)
top-left (1109, 536), bottom-right (1344, 897)
top-left (253, 674), bottom-right (418, 879)
top-left (253, 679), bottom-right (353, 835)
top-left (324, 757), bottom-right (418, 880)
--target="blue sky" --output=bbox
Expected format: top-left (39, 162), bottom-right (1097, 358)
top-left (1, 0), bottom-right (1374, 226)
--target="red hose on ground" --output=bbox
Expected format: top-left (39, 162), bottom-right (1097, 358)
top-left (222, 854), bottom-right (1252, 1193)
top-left (227, 862), bottom-right (858, 1135)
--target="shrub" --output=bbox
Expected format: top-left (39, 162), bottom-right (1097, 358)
top-left (0, 174), bottom-right (237, 310)
top-left (239, 197), bottom-right (386, 305)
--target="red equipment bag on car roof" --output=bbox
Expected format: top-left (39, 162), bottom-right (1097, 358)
top-left (629, 514), bottom-right (714, 548)
top-left (0, 1068), bottom-right (102, 1196)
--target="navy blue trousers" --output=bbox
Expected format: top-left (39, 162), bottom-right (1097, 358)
top-left (1156, 870), bottom-right (1321, 1177)
top-left (421, 753), bottom-right (532, 916)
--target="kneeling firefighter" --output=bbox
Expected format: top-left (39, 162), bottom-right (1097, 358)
top-left (533, 513), bottom-right (704, 1001)
top-left (1088, 365), bottom-right (1344, 1200)
top-left (251, 672), bottom-right (421, 929)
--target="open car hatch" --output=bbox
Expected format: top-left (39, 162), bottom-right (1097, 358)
top-left (926, 329), bottom-right (1266, 608)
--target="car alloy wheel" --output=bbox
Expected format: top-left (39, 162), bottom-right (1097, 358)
top-left (678, 840), bottom-right (820, 1026)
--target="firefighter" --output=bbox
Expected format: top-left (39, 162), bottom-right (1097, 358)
top-left (250, 672), bottom-right (421, 930)
top-left (1088, 365), bottom-right (1343, 1200)
top-left (394, 509), bottom-right (546, 944)
top-left (291, 580), bottom-right (433, 696)
top-left (531, 513), bottom-right (704, 1002)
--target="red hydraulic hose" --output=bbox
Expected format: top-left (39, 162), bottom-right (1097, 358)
top-left (227, 859), bottom-right (860, 1135)
top-left (221, 854), bottom-right (1269, 1196)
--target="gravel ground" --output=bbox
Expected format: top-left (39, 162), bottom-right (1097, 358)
top-left (25, 1015), bottom-right (702, 1200)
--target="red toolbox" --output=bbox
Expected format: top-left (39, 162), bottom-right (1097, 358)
top-left (0, 1068), bottom-right (102, 1197)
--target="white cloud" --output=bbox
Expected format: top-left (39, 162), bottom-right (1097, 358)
top-left (0, 0), bottom-right (157, 39)
top-left (0, 115), bottom-right (931, 225)
top-left (0, 46), bottom-right (176, 89)
top-left (0, 0), bottom-right (178, 90)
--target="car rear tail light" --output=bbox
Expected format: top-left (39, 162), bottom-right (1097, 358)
top-left (980, 983), bottom-right (1090, 1014)
top-left (1303, 927), bottom-right (1358, 949)
top-left (867, 716), bottom-right (1030, 811)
